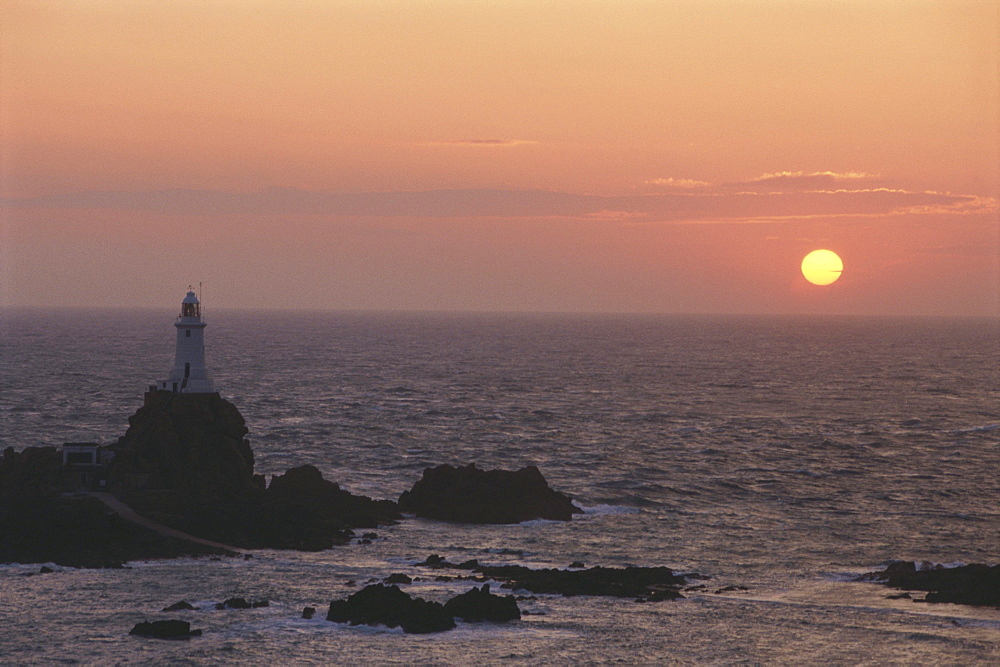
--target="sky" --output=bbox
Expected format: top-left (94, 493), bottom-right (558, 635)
top-left (2, 0), bottom-right (998, 315)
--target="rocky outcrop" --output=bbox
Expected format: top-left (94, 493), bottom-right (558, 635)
top-left (108, 391), bottom-right (267, 546)
top-left (326, 584), bottom-right (456, 634)
top-left (162, 601), bottom-right (196, 612)
top-left (398, 464), bottom-right (582, 524)
top-left (107, 391), bottom-right (399, 551)
top-left (264, 465), bottom-right (399, 550)
top-left (860, 561), bottom-right (1000, 608)
top-left (129, 619), bottom-right (202, 639)
top-left (416, 555), bottom-right (690, 601)
top-left (0, 445), bottom-right (228, 567)
top-left (443, 584), bottom-right (521, 622)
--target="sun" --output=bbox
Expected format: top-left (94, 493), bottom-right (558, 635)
top-left (801, 249), bottom-right (843, 286)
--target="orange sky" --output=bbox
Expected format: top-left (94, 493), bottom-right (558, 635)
top-left (2, 1), bottom-right (998, 314)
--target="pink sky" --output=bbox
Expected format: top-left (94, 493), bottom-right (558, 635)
top-left (2, 1), bottom-right (997, 315)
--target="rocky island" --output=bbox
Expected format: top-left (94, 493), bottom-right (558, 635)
top-left (1, 389), bottom-right (588, 566)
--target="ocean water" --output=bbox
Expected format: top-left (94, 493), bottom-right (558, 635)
top-left (1, 308), bottom-right (999, 664)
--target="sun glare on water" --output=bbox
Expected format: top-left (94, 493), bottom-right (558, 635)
top-left (801, 249), bottom-right (843, 286)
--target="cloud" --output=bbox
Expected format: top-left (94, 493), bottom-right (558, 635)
top-left (722, 171), bottom-right (884, 191)
top-left (585, 209), bottom-right (648, 219)
top-left (3, 185), bottom-right (993, 224)
top-left (644, 177), bottom-right (711, 189)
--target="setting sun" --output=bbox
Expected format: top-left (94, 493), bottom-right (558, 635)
top-left (801, 249), bottom-right (843, 286)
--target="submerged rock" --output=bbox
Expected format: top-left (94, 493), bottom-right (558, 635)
top-left (398, 464), bottom-right (582, 524)
top-left (162, 600), bottom-right (196, 612)
top-left (860, 561), bottom-right (1000, 608)
top-left (326, 584), bottom-right (456, 634)
top-left (416, 556), bottom-right (690, 601)
top-left (215, 597), bottom-right (252, 610)
top-left (129, 619), bottom-right (202, 639)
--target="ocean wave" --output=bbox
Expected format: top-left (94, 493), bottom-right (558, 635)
top-left (577, 503), bottom-right (642, 516)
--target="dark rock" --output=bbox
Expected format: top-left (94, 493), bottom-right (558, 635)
top-left (108, 392), bottom-right (265, 547)
top-left (162, 600), bottom-right (196, 612)
top-left (129, 619), bottom-right (202, 639)
top-left (251, 599), bottom-right (269, 608)
top-left (264, 465), bottom-right (400, 551)
top-left (326, 584), bottom-right (456, 634)
top-left (361, 532), bottom-right (378, 540)
top-left (859, 561), bottom-right (1000, 608)
top-left (216, 597), bottom-right (251, 610)
top-left (1, 394), bottom-right (402, 565)
top-left (713, 585), bottom-right (748, 594)
top-left (0, 458), bottom-right (227, 567)
top-left (569, 561), bottom-right (585, 569)
top-left (105, 392), bottom-right (399, 552)
top-left (302, 606), bottom-right (316, 619)
top-left (417, 557), bottom-right (691, 600)
top-left (418, 554), bottom-right (447, 568)
top-left (38, 566), bottom-right (54, 574)
top-left (385, 573), bottom-right (412, 584)
top-left (398, 464), bottom-right (583, 524)
top-left (443, 584), bottom-right (521, 622)
top-left (647, 588), bottom-right (684, 602)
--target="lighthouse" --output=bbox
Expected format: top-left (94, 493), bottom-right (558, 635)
top-left (156, 288), bottom-right (215, 393)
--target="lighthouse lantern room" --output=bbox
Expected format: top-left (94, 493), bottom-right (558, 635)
top-left (157, 288), bottom-right (215, 393)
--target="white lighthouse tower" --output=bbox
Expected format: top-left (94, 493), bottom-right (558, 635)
top-left (156, 288), bottom-right (215, 394)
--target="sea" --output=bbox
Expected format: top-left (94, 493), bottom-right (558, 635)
top-left (1, 308), bottom-right (999, 664)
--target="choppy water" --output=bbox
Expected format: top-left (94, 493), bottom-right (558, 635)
top-left (2, 309), bottom-right (999, 664)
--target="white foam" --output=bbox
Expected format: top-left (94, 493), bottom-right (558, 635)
top-left (577, 503), bottom-right (642, 516)
top-left (955, 423), bottom-right (999, 433)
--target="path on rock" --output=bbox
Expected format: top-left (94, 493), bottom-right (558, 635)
top-left (88, 492), bottom-right (244, 554)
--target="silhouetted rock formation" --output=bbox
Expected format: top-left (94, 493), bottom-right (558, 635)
top-left (108, 391), bottom-right (400, 550)
top-left (108, 391), bottom-right (267, 546)
top-left (415, 555), bottom-right (690, 601)
top-left (860, 561), bottom-right (1000, 608)
top-left (265, 465), bottom-right (399, 550)
top-left (443, 584), bottom-right (521, 622)
top-left (129, 619), bottom-right (202, 639)
top-left (1, 391), bottom-right (402, 564)
top-left (398, 464), bottom-right (582, 524)
top-left (0, 446), bottom-right (226, 567)
top-left (326, 584), bottom-right (456, 634)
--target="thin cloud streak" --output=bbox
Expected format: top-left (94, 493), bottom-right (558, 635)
top-left (3, 186), bottom-right (993, 223)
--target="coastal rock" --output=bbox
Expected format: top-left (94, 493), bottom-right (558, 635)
top-left (398, 464), bottom-right (582, 524)
top-left (264, 465), bottom-right (400, 550)
top-left (416, 556), bottom-right (690, 600)
top-left (215, 597), bottom-right (251, 610)
top-left (104, 392), bottom-right (399, 552)
top-left (860, 561), bottom-right (1000, 608)
top-left (326, 584), bottom-right (456, 634)
top-left (443, 584), bottom-right (521, 622)
top-left (107, 392), bottom-right (266, 546)
top-left (0, 447), bottom-right (227, 567)
top-left (302, 606), bottom-right (316, 619)
top-left (129, 619), bottom-right (202, 639)
top-left (162, 600), bottom-right (196, 612)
